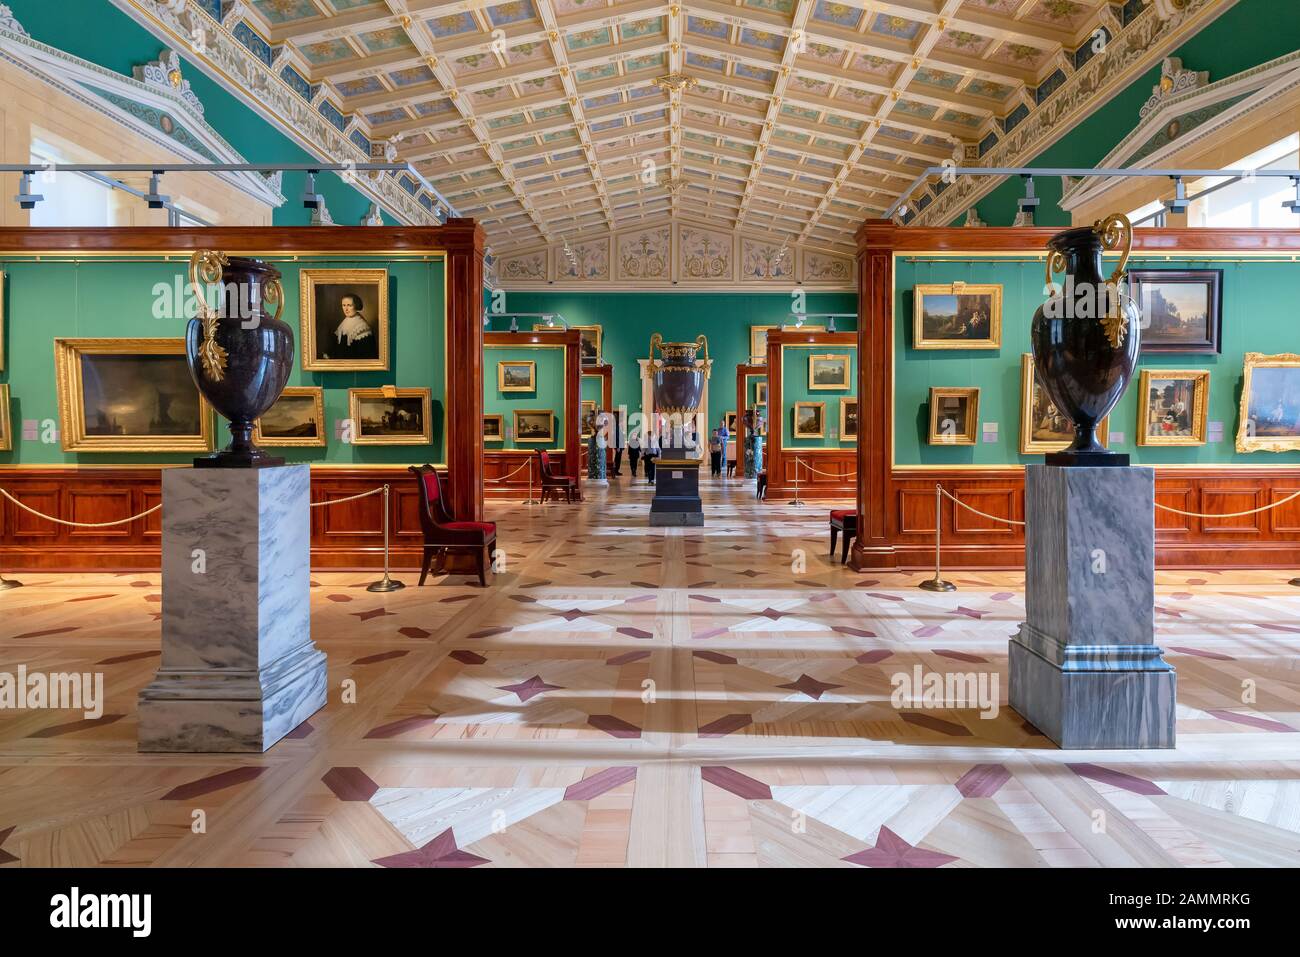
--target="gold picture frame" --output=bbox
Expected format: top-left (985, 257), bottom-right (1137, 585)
top-left (483, 413), bottom-right (504, 442)
top-left (253, 386), bottom-right (326, 447)
top-left (1237, 352), bottom-right (1300, 452)
top-left (514, 409), bottom-right (555, 444)
top-left (300, 268), bottom-right (390, 372)
top-left (914, 283), bottom-right (1002, 350)
top-left (1137, 369), bottom-right (1209, 446)
top-left (1019, 354), bottom-right (1108, 454)
top-left (750, 325), bottom-right (777, 364)
top-left (534, 323), bottom-right (601, 366)
top-left (348, 387), bottom-right (431, 445)
top-left (793, 401), bottom-right (825, 439)
top-left (498, 359), bottom-right (536, 392)
top-left (755, 381), bottom-right (768, 405)
top-left (0, 383), bottom-right (11, 452)
top-left (840, 398), bottom-right (858, 442)
top-left (53, 338), bottom-right (214, 453)
top-left (928, 387), bottom-right (979, 446)
top-left (809, 353), bottom-right (851, 390)
top-left (581, 399), bottom-right (597, 437)
top-left (1, 271), bottom-right (6, 372)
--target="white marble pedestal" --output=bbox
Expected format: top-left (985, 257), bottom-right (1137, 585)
top-left (1009, 465), bottom-right (1176, 749)
top-left (138, 465), bottom-right (326, 752)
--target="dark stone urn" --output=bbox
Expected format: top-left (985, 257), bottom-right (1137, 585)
top-left (649, 333), bottom-right (708, 421)
top-left (185, 250), bottom-right (293, 468)
top-left (648, 333), bottom-right (708, 527)
top-left (1030, 214), bottom-right (1141, 467)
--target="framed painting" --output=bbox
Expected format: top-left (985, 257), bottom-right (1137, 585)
top-left (755, 380), bottom-right (768, 405)
top-left (1237, 352), bottom-right (1300, 452)
top-left (793, 401), bottom-right (825, 439)
top-left (536, 323), bottom-right (602, 366)
top-left (913, 283), bottom-right (1002, 350)
top-left (581, 399), bottom-right (597, 437)
top-left (498, 360), bottom-right (536, 393)
top-left (808, 353), bottom-right (850, 390)
top-left (1137, 369), bottom-right (1209, 446)
top-left (0, 271), bottom-right (5, 372)
top-left (750, 325), bottom-right (777, 364)
top-left (724, 410), bottom-right (738, 435)
top-left (514, 409), bottom-right (555, 444)
top-left (299, 269), bottom-right (389, 371)
top-left (1129, 269), bottom-right (1222, 354)
top-left (253, 386), bottom-right (326, 447)
top-left (840, 398), bottom-right (858, 442)
top-left (0, 383), bottom-right (10, 451)
top-left (1019, 354), bottom-right (1108, 454)
top-left (928, 387), bottom-right (979, 446)
top-left (53, 338), bottom-right (214, 453)
top-left (483, 413), bottom-right (504, 442)
top-left (348, 388), bottom-right (431, 445)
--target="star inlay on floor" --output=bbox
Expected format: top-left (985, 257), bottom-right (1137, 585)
top-left (1, 477), bottom-right (1299, 868)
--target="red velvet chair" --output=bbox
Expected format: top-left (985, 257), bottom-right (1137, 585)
top-left (829, 509), bottom-right (857, 564)
top-left (409, 465), bottom-right (496, 586)
top-left (536, 449), bottom-right (580, 503)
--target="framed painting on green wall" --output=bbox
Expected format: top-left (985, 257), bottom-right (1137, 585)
top-left (349, 388), bottom-right (431, 445)
top-left (300, 268), bottom-right (390, 372)
top-left (793, 401), bottom-right (825, 439)
top-left (755, 381), bottom-right (768, 405)
top-left (1129, 269), bottom-right (1222, 354)
top-left (484, 414), bottom-right (504, 442)
top-left (581, 400), bottom-right (597, 437)
top-left (536, 323), bottom-right (602, 365)
top-left (498, 360), bottom-right (536, 393)
top-left (0, 271), bottom-right (5, 372)
top-left (808, 354), bottom-right (850, 390)
top-left (53, 338), bottom-right (214, 453)
top-left (1020, 354), bottom-right (1108, 454)
top-left (1137, 369), bottom-right (1209, 446)
top-left (515, 409), bottom-right (556, 443)
top-left (253, 386), bottom-right (325, 447)
top-left (1236, 352), bottom-right (1300, 452)
top-left (840, 399), bottom-right (858, 442)
top-left (0, 383), bottom-right (10, 451)
top-left (928, 387), bottom-right (979, 446)
top-left (913, 283), bottom-right (1002, 350)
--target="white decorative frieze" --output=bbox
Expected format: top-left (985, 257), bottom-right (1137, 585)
top-left (133, 49), bottom-right (203, 116)
top-left (801, 251), bottom-right (854, 283)
top-left (557, 238), bottom-right (610, 281)
top-left (499, 249), bottom-right (548, 282)
top-left (1140, 57), bottom-right (1210, 119)
top-left (740, 238), bottom-right (793, 281)
top-left (0, 4), bottom-right (28, 36)
top-left (616, 227), bottom-right (671, 281)
top-left (677, 224), bottom-right (733, 282)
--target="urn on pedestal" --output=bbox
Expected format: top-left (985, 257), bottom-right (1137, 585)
top-left (186, 250), bottom-right (294, 468)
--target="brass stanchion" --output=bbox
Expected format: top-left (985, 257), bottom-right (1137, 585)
top-left (367, 484), bottom-right (405, 593)
top-left (919, 483), bottom-right (955, 592)
top-left (524, 456), bottom-right (540, 505)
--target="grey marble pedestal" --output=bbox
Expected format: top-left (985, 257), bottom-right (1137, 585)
top-left (138, 465), bottom-right (326, 752)
top-left (1009, 465), bottom-right (1176, 749)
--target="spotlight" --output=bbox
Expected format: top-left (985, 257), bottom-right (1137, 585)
top-left (144, 172), bottom-right (170, 210)
top-left (545, 314), bottom-right (556, 328)
top-left (1017, 174), bottom-right (1040, 215)
top-left (1163, 175), bottom-right (1190, 215)
top-left (509, 317), bottom-right (518, 333)
top-left (1283, 176), bottom-right (1300, 214)
top-left (301, 170), bottom-right (323, 210)
top-left (828, 317), bottom-right (837, 333)
top-left (14, 171), bottom-right (43, 210)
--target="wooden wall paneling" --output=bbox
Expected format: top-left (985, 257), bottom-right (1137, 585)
top-left (735, 362), bottom-right (764, 476)
top-left (445, 219), bottom-right (488, 523)
top-left (580, 363), bottom-right (614, 471)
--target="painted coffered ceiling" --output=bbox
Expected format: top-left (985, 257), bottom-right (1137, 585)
top-left (137, 1), bottom-right (1169, 253)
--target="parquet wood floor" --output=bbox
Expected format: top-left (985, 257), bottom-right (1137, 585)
top-left (2, 476), bottom-right (1299, 868)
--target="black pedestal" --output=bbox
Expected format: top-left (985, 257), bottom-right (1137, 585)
top-left (649, 456), bottom-right (703, 527)
top-left (1044, 449), bottom-right (1129, 467)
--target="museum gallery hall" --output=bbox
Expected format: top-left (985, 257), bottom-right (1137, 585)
top-left (3, 0), bottom-right (1300, 890)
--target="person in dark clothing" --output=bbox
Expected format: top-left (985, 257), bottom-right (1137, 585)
top-left (709, 428), bottom-right (723, 476)
top-left (643, 435), bottom-right (659, 483)
top-left (627, 436), bottom-right (640, 477)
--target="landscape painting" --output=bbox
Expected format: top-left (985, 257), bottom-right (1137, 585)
top-left (808, 353), bottom-right (850, 390)
top-left (254, 387), bottom-right (325, 447)
top-left (1130, 269), bottom-right (1222, 354)
top-left (914, 284), bottom-right (1002, 349)
top-left (349, 388), bottom-right (431, 445)
top-left (793, 401), bottom-right (825, 439)
top-left (1238, 353), bottom-right (1300, 452)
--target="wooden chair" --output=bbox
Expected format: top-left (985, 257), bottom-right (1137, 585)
top-left (409, 465), bottom-right (496, 587)
top-left (830, 509), bottom-right (857, 564)
top-left (536, 449), bottom-right (580, 503)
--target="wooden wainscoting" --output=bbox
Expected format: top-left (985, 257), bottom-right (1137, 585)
top-left (484, 450), bottom-right (573, 500)
top-left (878, 468), bottom-right (1300, 570)
top-left (0, 466), bottom-right (461, 571)
top-left (763, 449), bottom-right (857, 501)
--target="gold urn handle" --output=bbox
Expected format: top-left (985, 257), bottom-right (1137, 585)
top-left (188, 249), bottom-right (230, 382)
top-left (695, 334), bottom-right (710, 379)
top-left (648, 332), bottom-right (663, 366)
top-left (264, 277), bottom-right (285, 323)
top-left (1044, 250), bottom-right (1067, 290)
top-left (1094, 212), bottom-right (1133, 287)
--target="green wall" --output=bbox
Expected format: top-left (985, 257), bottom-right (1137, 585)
top-left (963, 0), bottom-right (1300, 226)
top-left (780, 344), bottom-right (858, 449)
top-left (0, 255), bottom-right (446, 465)
top-left (487, 292), bottom-right (857, 422)
top-left (8, 0), bottom-right (398, 227)
top-left (894, 255), bottom-right (1300, 466)
top-left (483, 344), bottom-right (566, 451)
